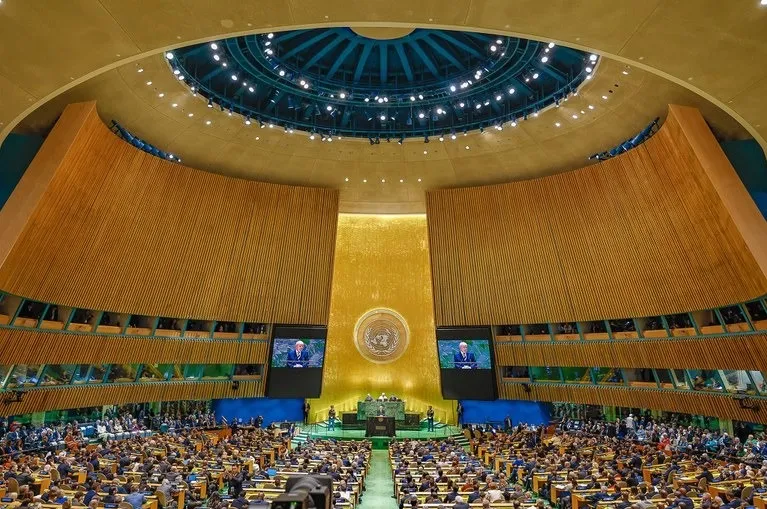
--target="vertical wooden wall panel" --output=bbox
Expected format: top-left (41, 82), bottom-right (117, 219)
top-left (426, 106), bottom-right (767, 325)
top-left (0, 380), bottom-right (264, 417)
top-left (0, 102), bottom-right (338, 324)
top-left (498, 383), bottom-right (767, 424)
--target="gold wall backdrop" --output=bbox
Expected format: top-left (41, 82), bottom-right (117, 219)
top-left (312, 214), bottom-right (452, 423)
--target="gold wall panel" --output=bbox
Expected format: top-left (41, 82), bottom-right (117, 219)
top-left (0, 102), bottom-right (338, 325)
top-left (427, 106), bottom-right (767, 325)
top-left (313, 214), bottom-right (452, 423)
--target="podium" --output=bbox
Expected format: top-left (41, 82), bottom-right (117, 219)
top-left (366, 416), bottom-right (395, 437)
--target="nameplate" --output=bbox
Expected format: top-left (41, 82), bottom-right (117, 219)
top-left (375, 426), bottom-right (386, 431)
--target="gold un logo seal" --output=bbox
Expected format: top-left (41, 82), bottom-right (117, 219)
top-left (353, 308), bottom-right (410, 364)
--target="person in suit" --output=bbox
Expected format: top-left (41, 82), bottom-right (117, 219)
top-left (453, 342), bottom-right (478, 369)
top-left (426, 406), bottom-right (435, 432)
top-left (303, 401), bottom-right (310, 424)
top-left (328, 405), bottom-right (337, 431)
top-left (286, 340), bottom-right (311, 368)
top-left (377, 405), bottom-right (386, 416)
top-left (364, 394), bottom-right (373, 401)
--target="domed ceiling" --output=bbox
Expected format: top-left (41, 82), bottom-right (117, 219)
top-left (168, 28), bottom-right (595, 140)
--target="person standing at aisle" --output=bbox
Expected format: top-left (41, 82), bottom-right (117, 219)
top-left (328, 405), bottom-right (337, 431)
top-left (457, 402), bottom-right (464, 427)
top-left (427, 406), bottom-right (435, 432)
top-left (303, 401), bottom-right (310, 424)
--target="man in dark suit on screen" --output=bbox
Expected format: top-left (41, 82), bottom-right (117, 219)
top-left (286, 340), bottom-right (311, 368)
top-left (453, 341), bottom-right (477, 369)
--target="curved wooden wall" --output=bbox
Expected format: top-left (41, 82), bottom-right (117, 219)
top-left (0, 380), bottom-right (262, 417)
top-left (426, 106), bottom-right (767, 325)
top-left (0, 328), bottom-right (268, 365)
top-left (495, 334), bottom-right (767, 372)
top-left (498, 383), bottom-right (767, 423)
top-left (0, 102), bottom-right (338, 324)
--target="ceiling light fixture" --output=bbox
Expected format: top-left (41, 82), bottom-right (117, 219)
top-left (210, 43), bottom-right (218, 50)
top-left (165, 52), bottom-right (174, 60)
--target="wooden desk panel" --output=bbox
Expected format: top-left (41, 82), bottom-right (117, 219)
top-left (155, 329), bottom-right (182, 337)
top-left (95, 325), bottom-right (121, 334)
top-left (40, 320), bottom-right (64, 330)
top-left (526, 334), bottom-right (551, 341)
top-left (583, 333), bottom-right (609, 340)
top-left (184, 330), bottom-right (211, 339)
top-left (555, 333), bottom-right (580, 341)
top-left (700, 325), bottom-right (725, 334)
top-left (67, 322), bottom-right (94, 332)
top-left (643, 329), bottom-right (668, 338)
top-left (0, 313), bottom-right (9, 325)
top-left (213, 331), bottom-right (239, 339)
top-left (613, 331), bottom-right (639, 339)
top-left (125, 327), bottom-right (151, 336)
top-left (672, 327), bottom-right (697, 337)
top-left (13, 316), bottom-right (38, 327)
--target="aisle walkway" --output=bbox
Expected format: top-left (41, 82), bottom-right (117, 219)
top-left (359, 449), bottom-right (398, 509)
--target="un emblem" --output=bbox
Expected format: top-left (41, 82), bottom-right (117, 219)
top-left (354, 309), bottom-right (409, 364)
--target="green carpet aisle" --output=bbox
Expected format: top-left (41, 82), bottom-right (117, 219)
top-left (359, 449), bottom-right (398, 509)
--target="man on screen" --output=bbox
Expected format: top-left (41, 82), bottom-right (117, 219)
top-left (453, 342), bottom-right (478, 369)
top-left (286, 340), bottom-right (311, 368)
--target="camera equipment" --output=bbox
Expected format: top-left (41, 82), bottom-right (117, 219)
top-left (270, 474), bottom-right (332, 509)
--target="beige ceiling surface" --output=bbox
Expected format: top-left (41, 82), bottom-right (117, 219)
top-left (18, 53), bottom-right (747, 212)
top-left (0, 0), bottom-right (765, 211)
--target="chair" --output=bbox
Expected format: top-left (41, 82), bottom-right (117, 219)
top-left (741, 486), bottom-right (753, 503)
top-left (7, 478), bottom-right (19, 493)
top-left (119, 503), bottom-right (133, 509)
top-left (155, 490), bottom-right (168, 508)
top-left (50, 468), bottom-right (60, 481)
top-left (697, 478), bottom-right (708, 491)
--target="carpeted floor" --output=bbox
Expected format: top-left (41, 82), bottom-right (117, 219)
top-left (358, 449), bottom-right (398, 509)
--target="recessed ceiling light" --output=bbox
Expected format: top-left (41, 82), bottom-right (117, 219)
top-left (213, 54), bottom-right (220, 61)
top-left (423, 151), bottom-right (427, 155)
top-left (344, 177), bottom-right (349, 182)
top-left (363, 179), bottom-right (367, 183)
top-left (165, 52), bottom-right (174, 60)
top-left (451, 134), bottom-right (457, 140)
top-left (418, 94), bottom-right (424, 100)
top-left (508, 88), bottom-right (515, 94)
top-left (541, 56), bottom-right (549, 63)
top-left (496, 95), bottom-right (502, 101)
top-left (205, 120), bottom-right (211, 125)
top-left (137, 68), bottom-right (144, 73)
top-left (158, 93), bottom-right (164, 98)
top-left (554, 122), bottom-right (561, 127)
top-left (381, 179), bottom-right (386, 183)
top-left (171, 103), bottom-right (178, 108)
top-left (450, 85), bottom-right (456, 92)
top-left (278, 70), bottom-right (286, 76)
top-left (267, 33), bottom-right (274, 39)
top-left (380, 115), bottom-right (387, 121)
top-left (146, 81), bottom-right (152, 86)
top-left (210, 43), bottom-right (218, 50)
top-left (510, 121), bottom-right (517, 127)
top-left (303, 83), bottom-right (309, 89)
top-left (589, 54), bottom-right (598, 62)
top-left (255, 136), bottom-right (260, 140)
top-left (417, 178), bottom-right (422, 182)
top-left (188, 113), bottom-right (194, 117)
top-left (327, 105), bottom-right (333, 111)
top-left (400, 178), bottom-right (404, 182)
top-left (173, 69), bottom-right (180, 75)
top-left (622, 70), bottom-right (629, 75)
top-left (231, 74), bottom-right (238, 81)
top-left (533, 73), bottom-right (539, 79)
top-left (602, 95), bottom-right (608, 100)
top-left (300, 79), bottom-right (306, 86)
top-left (339, 93), bottom-right (346, 99)
top-left (586, 66), bottom-right (593, 73)
top-left (548, 42), bottom-right (555, 49)
top-left (572, 114), bottom-right (578, 119)
top-left (418, 113), bottom-right (425, 119)
top-left (465, 145), bottom-right (470, 150)
top-left (248, 87), bottom-right (254, 93)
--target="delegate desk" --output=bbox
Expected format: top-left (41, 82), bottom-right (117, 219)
top-left (357, 401), bottom-right (405, 421)
top-left (366, 416), bottom-right (395, 437)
